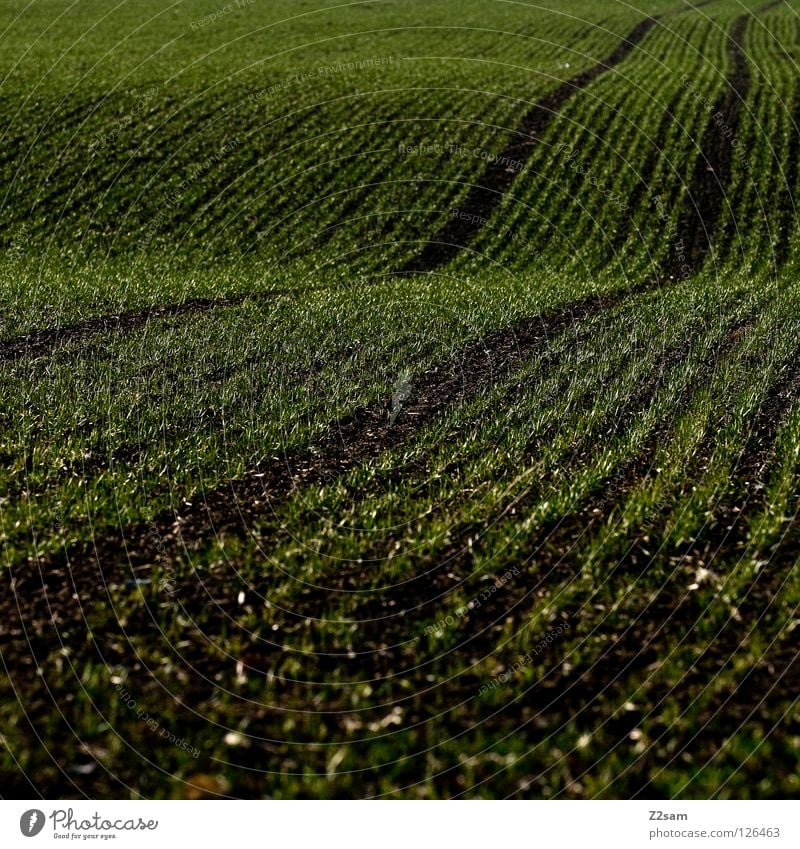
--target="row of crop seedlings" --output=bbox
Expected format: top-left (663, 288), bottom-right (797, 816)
top-left (317, 17), bottom-right (662, 272)
top-left (1, 79), bottom-right (384, 256)
top-left (216, 87), bottom-right (493, 265)
top-left (390, 18), bottom-right (668, 274)
top-left (664, 288), bottom-right (800, 567)
top-left (125, 93), bottom-right (385, 258)
top-left (625, 9), bottom-right (739, 279)
top-left (459, 9), bottom-right (727, 276)
top-left (310, 10), bottom-right (672, 262)
top-left (217, 306), bottom-right (628, 625)
top-left (2, 86), bottom-right (244, 255)
top-left (12, 87), bottom-right (213, 235)
top-left (469, 291), bottom-right (799, 750)
top-left (248, 282), bottom-right (756, 656)
top-left (125, 83), bottom-right (361, 257)
top-left (0, 15), bottom-right (591, 255)
top-left (291, 89), bottom-right (519, 262)
top-left (733, 5), bottom-right (800, 274)
top-left (178, 277), bottom-right (699, 630)
top-left (588, 285), bottom-right (793, 582)
top-left (571, 11), bottom-right (730, 273)
top-left (339, 99), bottom-right (547, 272)
top-left (604, 11), bottom-right (736, 278)
top-left (541, 15), bottom-right (714, 270)
top-left (119, 88), bottom-right (520, 262)
top-left (0, 14), bottom-right (661, 258)
top-left (706, 9), bottom-right (777, 273)
top-left (694, 3), bottom-right (797, 275)
top-left (615, 288), bottom-right (800, 758)
top-left (270, 292), bottom-right (770, 769)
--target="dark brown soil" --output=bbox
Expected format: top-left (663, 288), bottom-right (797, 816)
top-left (773, 79), bottom-right (800, 271)
top-left (0, 296), bottom-right (248, 362)
top-left (2, 285), bottom-right (640, 641)
top-left (0, 278), bottom-right (361, 363)
top-left (334, 315), bottom-right (754, 642)
top-left (667, 2), bottom-right (781, 277)
top-left (399, 16), bottom-right (660, 275)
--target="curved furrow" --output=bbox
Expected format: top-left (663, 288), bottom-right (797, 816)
top-left (398, 15), bottom-right (661, 275)
top-left (607, 14), bottom-right (720, 261)
top-left (86, 315), bottom-right (765, 774)
top-left (667, 1), bottom-right (781, 277)
top-left (332, 313), bottom-right (755, 640)
top-left (2, 275), bottom-right (689, 657)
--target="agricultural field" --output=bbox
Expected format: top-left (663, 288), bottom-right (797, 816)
top-left (1, 0), bottom-right (799, 800)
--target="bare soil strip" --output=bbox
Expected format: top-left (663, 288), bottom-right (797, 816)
top-left (337, 315), bottom-right (754, 639)
top-left (773, 80), bottom-right (800, 271)
top-left (668, 2), bottom-right (780, 276)
top-left (0, 281), bottom-right (344, 362)
top-left (0, 295), bottom-right (250, 362)
top-left (0, 8), bottom-right (714, 365)
top-left (399, 16), bottom-right (660, 275)
top-left (3, 285), bottom-right (643, 647)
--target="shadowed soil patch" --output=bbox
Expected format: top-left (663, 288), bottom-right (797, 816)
top-left (0, 296), bottom-right (251, 362)
top-left (0, 280), bottom-right (348, 363)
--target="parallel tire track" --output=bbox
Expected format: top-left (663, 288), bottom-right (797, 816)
top-left (0, 295), bottom-right (248, 362)
top-left (399, 16), bottom-right (660, 275)
top-left (668, 1), bottom-right (780, 276)
top-left (2, 282), bottom-right (652, 639)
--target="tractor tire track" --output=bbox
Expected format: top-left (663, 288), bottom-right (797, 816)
top-left (91, 313), bottom-right (753, 696)
top-left (107, 319), bottom-right (759, 729)
top-left (666, 1), bottom-right (780, 277)
top-left (0, 9), bottom-right (703, 364)
top-left (0, 295), bottom-right (249, 362)
top-left (1, 282), bottom-right (653, 643)
top-left (398, 15), bottom-right (661, 275)
top-left (0, 276), bottom-right (362, 362)
top-left (336, 314), bottom-right (754, 641)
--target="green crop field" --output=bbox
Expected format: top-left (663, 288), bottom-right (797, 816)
top-left (1, 0), bottom-right (799, 800)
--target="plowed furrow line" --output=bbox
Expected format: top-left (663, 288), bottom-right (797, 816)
top-left (123, 316), bottom-right (751, 694)
top-left (0, 296), bottom-right (247, 362)
top-left (668, 2), bottom-right (780, 276)
top-left (1, 284), bottom-right (650, 642)
top-left (0, 276), bottom-right (353, 362)
top-left (398, 16), bottom-right (660, 275)
top-left (774, 86), bottom-right (800, 270)
top-left (337, 316), bottom-right (753, 643)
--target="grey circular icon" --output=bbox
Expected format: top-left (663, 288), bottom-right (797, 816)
top-left (19, 810), bottom-right (45, 837)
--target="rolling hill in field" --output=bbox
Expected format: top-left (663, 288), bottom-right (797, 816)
top-left (1, 0), bottom-right (799, 799)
